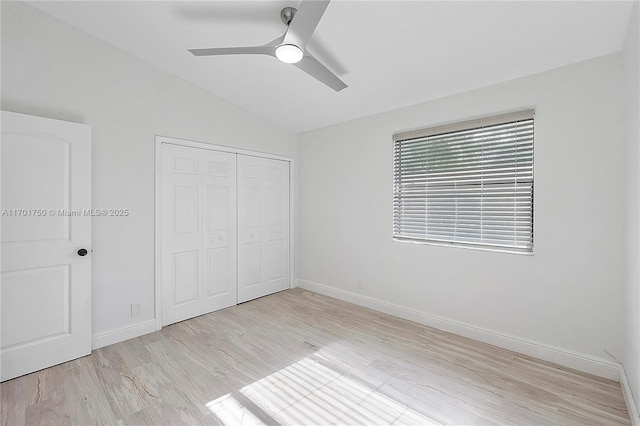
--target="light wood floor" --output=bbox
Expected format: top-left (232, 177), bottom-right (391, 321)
top-left (0, 288), bottom-right (631, 425)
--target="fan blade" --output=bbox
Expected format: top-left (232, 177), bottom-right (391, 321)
top-left (189, 46), bottom-right (273, 56)
top-left (294, 54), bottom-right (347, 92)
top-left (283, 0), bottom-right (330, 49)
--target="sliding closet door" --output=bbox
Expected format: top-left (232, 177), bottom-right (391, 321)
top-left (161, 144), bottom-right (236, 326)
top-left (237, 155), bottom-right (290, 303)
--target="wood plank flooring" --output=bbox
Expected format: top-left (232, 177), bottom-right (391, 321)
top-left (0, 288), bottom-right (631, 425)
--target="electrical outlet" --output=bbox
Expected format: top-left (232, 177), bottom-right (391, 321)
top-left (356, 280), bottom-right (363, 290)
top-left (131, 304), bottom-right (140, 316)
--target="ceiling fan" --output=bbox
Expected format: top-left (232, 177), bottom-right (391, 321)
top-left (188, 1), bottom-right (347, 92)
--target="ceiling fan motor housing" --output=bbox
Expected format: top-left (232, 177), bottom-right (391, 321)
top-left (280, 7), bottom-right (297, 26)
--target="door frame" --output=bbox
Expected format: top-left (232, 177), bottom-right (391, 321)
top-left (154, 136), bottom-right (295, 330)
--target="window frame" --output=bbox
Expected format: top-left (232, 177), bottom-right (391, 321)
top-left (392, 110), bottom-right (535, 255)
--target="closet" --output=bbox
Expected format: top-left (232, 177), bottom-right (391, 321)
top-left (160, 142), bottom-right (290, 326)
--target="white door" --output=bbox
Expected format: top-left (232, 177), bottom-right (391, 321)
top-left (237, 155), bottom-right (290, 303)
top-left (161, 144), bottom-right (236, 326)
top-left (1, 111), bottom-right (91, 382)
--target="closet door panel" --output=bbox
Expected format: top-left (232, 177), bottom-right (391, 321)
top-left (202, 150), bottom-right (237, 313)
top-left (238, 159), bottom-right (265, 299)
top-left (266, 162), bottom-right (289, 288)
top-left (238, 155), bottom-right (289, 303)
top-left (161, 144), bottom-right (203, 325)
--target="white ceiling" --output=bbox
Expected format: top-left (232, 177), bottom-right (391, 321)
top-left (27, 1), bottom-right (633, 133)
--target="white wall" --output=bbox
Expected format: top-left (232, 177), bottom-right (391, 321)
top-left (298, 54), bottom-right (627, 375)
top-left (1, 2), bottom-right (297, 337)
top-left (624, 0), bottom-right (640, 418)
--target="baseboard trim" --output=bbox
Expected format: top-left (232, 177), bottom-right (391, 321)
top-left (296, 279), bottom-right (620, 380)
top-left (621, 366), bottom-right (640, 426)
top-left (91, 319), bottom-right (157, 350)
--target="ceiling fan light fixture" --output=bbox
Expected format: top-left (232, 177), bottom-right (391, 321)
top-left (275, 44), bottom-right (303, 64)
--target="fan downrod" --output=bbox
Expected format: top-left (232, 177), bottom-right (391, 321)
top-left (280, 7), bottom-right (297, 26)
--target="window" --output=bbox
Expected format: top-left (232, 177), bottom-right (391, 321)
top-left (393, 110), bottom-right (534, 253)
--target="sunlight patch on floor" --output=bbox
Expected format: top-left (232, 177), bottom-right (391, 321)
top-left (204, 356), bottom-right (441, 425)
top-left (206, 393), bottom-right (264, 425)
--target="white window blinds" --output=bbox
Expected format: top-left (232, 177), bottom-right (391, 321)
top-left (393, 110), bottom-right (534, 253)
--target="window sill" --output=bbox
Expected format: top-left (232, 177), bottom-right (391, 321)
top-left (392, 237), bottom-right (534, 256)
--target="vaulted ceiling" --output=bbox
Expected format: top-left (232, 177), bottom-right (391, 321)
top-left (27, 1), bottom-right (634, 133)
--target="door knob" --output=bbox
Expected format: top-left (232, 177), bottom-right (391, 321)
top-left (77, 248), bottom-right (88, 257)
